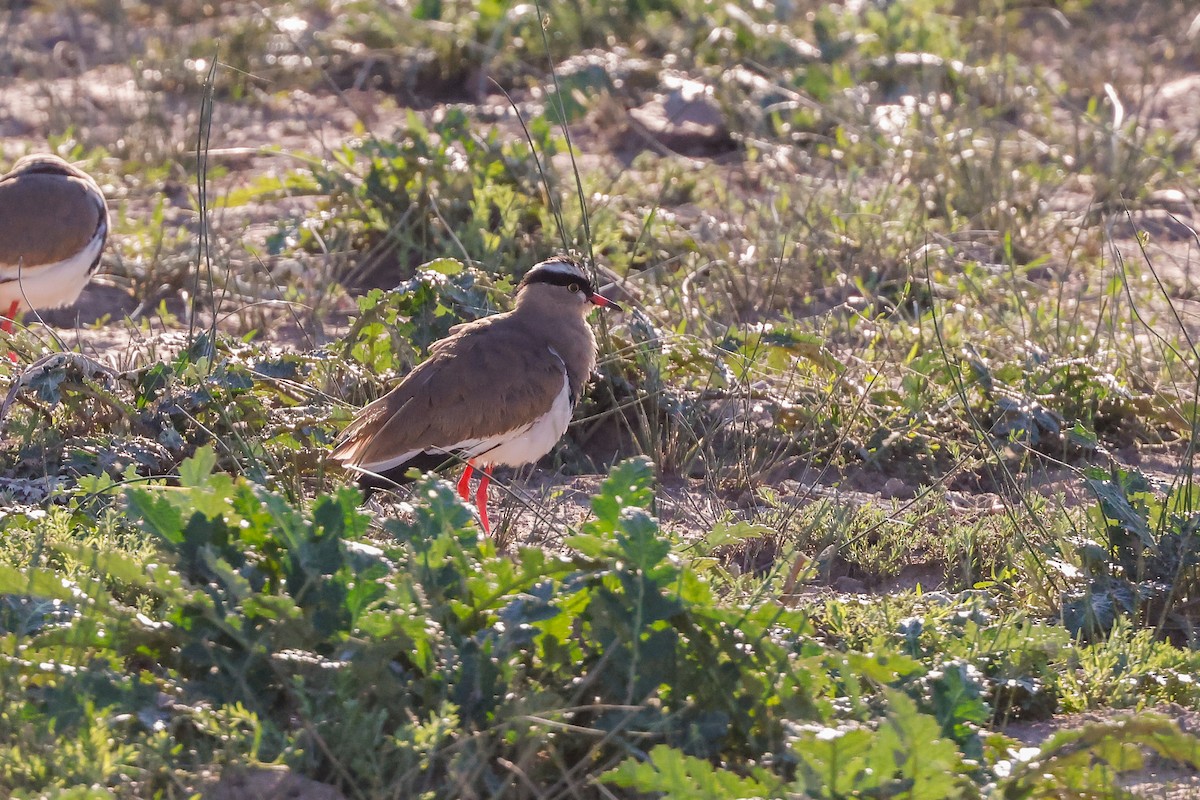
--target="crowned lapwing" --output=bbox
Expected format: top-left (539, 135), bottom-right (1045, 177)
top-left (331, 256), bottom-right (622, 534)
top-left (0, 154), bottom-right (109, 339)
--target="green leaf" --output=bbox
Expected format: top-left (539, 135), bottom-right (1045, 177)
top-left (604, 744), bottom-right (771, 799)
top-left (0, 565), bottom-right (78, 601)
top-left (187, 473), bottom-right (237, 520)
top-left (1086, 469), bottom-right (1153, 542)
top-left (791, 723), bottom-right (876, 795)
top-left (878, 690), bottom-right (969, 799)
top-left (54, 544), bottom-right (152, 588)
top-left (126, 488), bottom-right (186, 543)
top-left (617, 509), bottom-right (670, 573)
top-left (179, 445), bottom-right (218, 489)
top-left (997, 714), bottom-right (1200, 797)
top-left (423, 257), bottom-right (464, 275)
top-left (40, 787), bottom-right (117, 799)
top-left (570, 458), bottom-right (658, 555)
top-left (704, 519), bottom-right (775, 550)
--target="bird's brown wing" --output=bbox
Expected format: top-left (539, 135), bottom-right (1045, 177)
top-left (0, 170), bottom-right (105, 269)
top-left (330, 315), bottom-right (569, 469)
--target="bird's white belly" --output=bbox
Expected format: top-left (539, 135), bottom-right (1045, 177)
top-left (0, 230), bottom-right (103, 312)
top-left (470, 373), bottom-right (573, 468)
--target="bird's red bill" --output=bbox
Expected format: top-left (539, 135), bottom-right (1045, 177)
top-left (589, 292), bottom-right (622, 311)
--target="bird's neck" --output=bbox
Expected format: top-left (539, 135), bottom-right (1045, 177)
top-left (558, 320), bottom-right (598, 403)
top-left (512, 298), bottom-right (597, 402)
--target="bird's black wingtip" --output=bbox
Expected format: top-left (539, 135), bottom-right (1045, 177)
top-left (349, 452), bottom-right (461, 501)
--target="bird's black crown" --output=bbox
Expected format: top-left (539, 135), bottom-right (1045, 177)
top-left (518, 257), bottom-right (595, 296)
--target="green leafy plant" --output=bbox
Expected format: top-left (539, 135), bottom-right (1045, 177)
top-left (291, 110), bottom-right (570, 287)
top-left (124, 447), bottom-right (379, 714)
top-left (1059, 466), bottom-right (1200, 644)
top-left (336, 258), bottom-right (500, 379)
top-left (994, 714), bottom-right (1200, 800)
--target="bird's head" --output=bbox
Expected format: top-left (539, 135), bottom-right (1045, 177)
top-left (7, 153), bottom-right (96, 185)
top-left (515, 256), bottom-right (623, 314)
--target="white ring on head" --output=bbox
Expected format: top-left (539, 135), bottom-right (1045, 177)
top-left (528, 259), bottom-right (587, 281)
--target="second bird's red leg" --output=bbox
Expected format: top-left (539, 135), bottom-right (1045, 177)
top-left (1, 300), bottom-right (18, 334)
top-left (475, 466), bottom-right (493, 535)
top-left (457, 460), bottom-right (475, 501)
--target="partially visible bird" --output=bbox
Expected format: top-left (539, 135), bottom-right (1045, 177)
top-left (330, 256), bottom-right (622, 534)
top-left (0, 154), bottom-right (109, 338)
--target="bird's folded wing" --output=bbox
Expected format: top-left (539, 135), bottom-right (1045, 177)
top-left (331, 321), bottom-right (568, 468)
top-left (0, 173), bottom-right (104, 270)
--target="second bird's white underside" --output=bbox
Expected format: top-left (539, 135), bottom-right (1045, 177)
top-left (0, 229), bottom-right (104, 312)
top-left (354, 370), bottom-right (574, 476)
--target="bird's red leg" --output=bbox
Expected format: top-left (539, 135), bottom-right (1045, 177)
top-left (3, 300), bottom-right (18, 362)
top-left (475, 466), bottom-right (493, 535)
top-left (1, 300), bottom-right (18, 334)
top-left (457, 460), bottom-right (475, 502)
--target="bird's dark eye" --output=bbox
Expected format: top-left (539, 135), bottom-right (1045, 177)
top-left (568, 282), bottom-right (580, 293)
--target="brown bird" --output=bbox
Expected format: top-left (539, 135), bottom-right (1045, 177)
top-left (331, 256), bottom-right (622, 534)
top-left (0, 154), bottom-right (109, 337)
